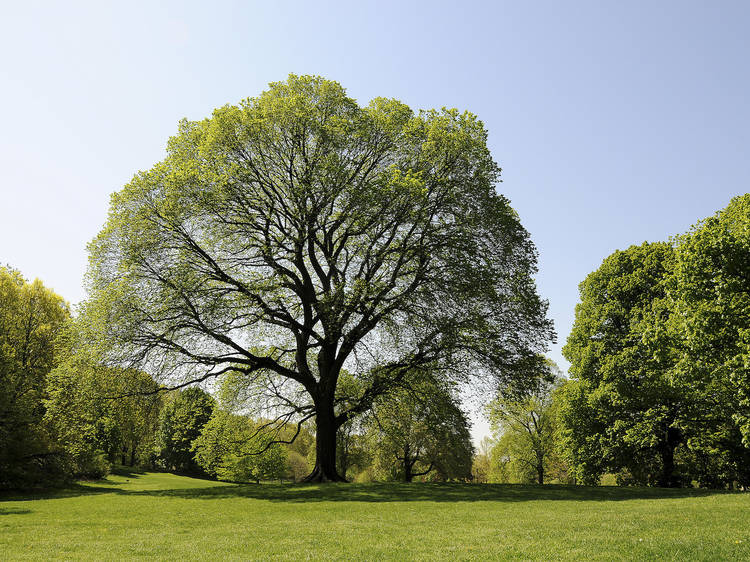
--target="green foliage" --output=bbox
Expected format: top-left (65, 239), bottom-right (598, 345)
top-left (560, 242), bottom-right (690, 486)
top-left (486, 360), bottom-right (569, 484)
top-left (192, 410), bottom-right (287, 482)
top-left (668, 194), bottom-right (750, 486)
top-left (0, 266), bottom-right (70, 488)
top-left (336, 423), bottom-right (371, 481)
top-left (366, 374), bottom-right (473, 482)
top-left (84, 74), bottom-right (553, 480)
top-left (559, 197), bottom-right (750, 488)
top-left (154, 387), bottom-right (215, 474)
top-left (45, 339), bottom-right (162, 478)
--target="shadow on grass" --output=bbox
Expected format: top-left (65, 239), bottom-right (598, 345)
top-left (2, 474), bottom-right (741, 504)
top-left (0, 468), bottom-right (150, 502)
top-left (120, 482), bottom-right (735, 503)
top-left (0, 507), bottom-right (32, 515)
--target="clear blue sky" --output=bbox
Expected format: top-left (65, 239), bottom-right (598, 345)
top-left (2, 1), bottom-right (748, 441)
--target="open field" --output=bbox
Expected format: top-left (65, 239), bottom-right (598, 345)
top-left (1, 471), bottom-right (749, 561)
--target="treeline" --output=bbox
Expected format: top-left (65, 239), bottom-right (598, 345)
top-left (0, 276), bottom-right (473, 488)
top-left (4, 195), bottom-right (750, 490)
top-left (476, 195), bottom-right (750, 489)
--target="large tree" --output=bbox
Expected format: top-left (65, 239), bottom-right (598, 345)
top-left (85, 74), bottom-right (553, 481)
top-left (669, 194), bottom-right (750, 487)
top-left (561, 242), bottom-right (686, 487)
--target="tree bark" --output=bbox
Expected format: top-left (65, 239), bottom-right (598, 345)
top-left (302, 395), bottom-right (346, 482)
top-left (657, 426), bottom-right (681, 488)
top-left (404, 447), bottom-right (413, 482)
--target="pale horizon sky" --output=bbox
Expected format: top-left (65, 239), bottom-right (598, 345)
top-left (2, 1), bottom-right (748, 444)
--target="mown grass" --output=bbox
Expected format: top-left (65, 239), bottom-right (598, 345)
top-left (1, 470), bottom-right (749, 560)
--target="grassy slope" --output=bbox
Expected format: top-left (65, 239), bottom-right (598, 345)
top-left (1, 471), bottom-right (748, 560)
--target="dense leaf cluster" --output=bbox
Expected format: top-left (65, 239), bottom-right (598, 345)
top-left (560, 195), bottom-right (750, 488)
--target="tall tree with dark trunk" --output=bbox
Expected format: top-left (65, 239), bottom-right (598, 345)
top-left (84, 75), bottom-right (553, 482)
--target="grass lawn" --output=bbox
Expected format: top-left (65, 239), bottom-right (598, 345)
top-left (1, 471), bottom-right (749, 560)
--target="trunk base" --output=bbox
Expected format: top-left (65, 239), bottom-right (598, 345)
top-left (301, 465), bottom-right (347, 483)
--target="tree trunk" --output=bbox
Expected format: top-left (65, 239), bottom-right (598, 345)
top-left (404, 448), bottom-right (413, 482)
top-left (303, 396), bottom-right (346, 482)
top-left (537, 464), bottom-right (544, 485)
top-left (657, 426), bottom-right (681, 488)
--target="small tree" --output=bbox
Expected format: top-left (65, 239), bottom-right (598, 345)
top-left (487, 360), bottom-right (562, 484)
top-left (154, 387), bottom-right (215, 474)
top-left (367, 375), bottom-right (473, 482)
top-left (192, 411), bottom-right (287, 483)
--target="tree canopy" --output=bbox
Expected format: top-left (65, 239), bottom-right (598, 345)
top-left (84, 74), bottom-right (553, 481)
top-left (560, 242), bottom-right (683, 486)
top-left (560, 196), bottom-right (750, 489)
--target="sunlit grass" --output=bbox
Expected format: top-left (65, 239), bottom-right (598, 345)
top-left (1, 470), bottom-right (748, 560)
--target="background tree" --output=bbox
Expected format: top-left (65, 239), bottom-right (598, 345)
top-left (336, 420), bottom-right (371, 481)
top-left (154, 387), bottom-right (215, 474)
top-left (45, 339), bottom-right (162, 477)
top-left (84, 74), bottom-right (554, 481)
top-left (471, 437), bottom-right (493, 483)
top-left (669, 194), bottom-right (750, 487)
top-left (487, 359), bottom-right (563, 484)
top-left (192, 411), bottom-right (287, 483)
top-left (366, 375), bottom-right (473, 482)
top-left (0, 267), bottom-right (69, 488)
top-left (560, 242), bottom-right (687, 487)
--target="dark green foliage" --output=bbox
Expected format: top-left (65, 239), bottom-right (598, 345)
top-left (560, 242), bottom-right (689, 486)
top-left (559, 196), bottom-right (750, 488)
top-left (154, 387), bottom-right (215, 474)
top-left (669, 194), bottom-right (750, 487)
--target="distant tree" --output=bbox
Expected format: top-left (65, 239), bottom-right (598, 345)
top-left (487, 360), bottom-right (564, 484)
top-left (84, 74), bottom-right (554, 481)
top-left (154, 387), bottom-right (215, 474)
top-left (45, 338), bottom-right (162, 476)
top-left (192, 411), bottom-right (287, 483)
top-left (471, 437), bottom-right (493, 483)
top-left (367, 375), bottom-right (473, 482)
top-left (0, 267), bottom-right (69, 488)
